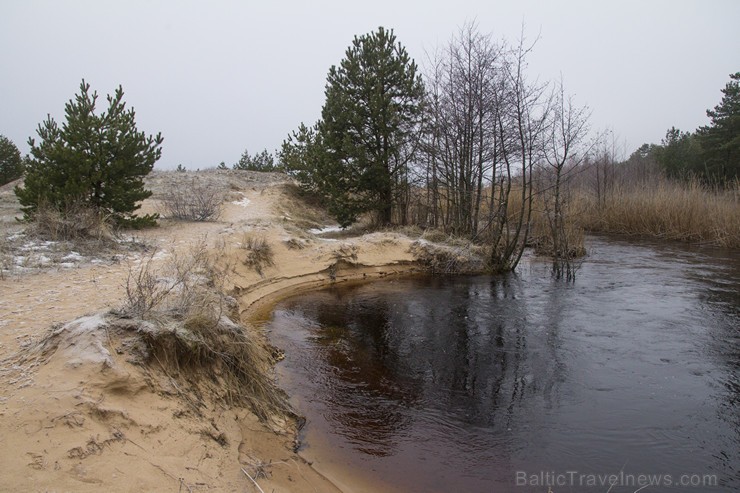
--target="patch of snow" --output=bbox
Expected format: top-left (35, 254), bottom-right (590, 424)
top-left (55, 314), bottom-right (112, 368)
top-left (232, 193), bottom-right (251, 207)
top-left (61, 251), bottom-right (84, 262)
top-left (21, 240), bottom-right (56, 252)
top-left (308, 225), bottom-right (344, 235)
top-left (365, 232), bottom-right (400, 242)
top-left (58, 262), bottom-right (77, 268)
top-left (147, 250), bottom-right (169, 261)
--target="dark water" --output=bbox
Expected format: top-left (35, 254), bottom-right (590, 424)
top-left (267, 236), bottom-right (740, 492)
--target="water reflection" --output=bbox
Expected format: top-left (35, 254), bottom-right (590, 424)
top-left (307, 294), bottom-right (422, 456)
top-left (269, 236), bottom-right (739, 492)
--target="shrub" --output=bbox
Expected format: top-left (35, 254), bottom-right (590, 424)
top-left (159, 177), bottom-right (224, 221)
top-left (121, 242), bottom-right (213, 320)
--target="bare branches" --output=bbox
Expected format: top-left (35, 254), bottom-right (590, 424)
top-left (421, 21), bottom-right (504, 237)
top-left (159, 176), bottom-right (224, 221)
top-left (540, 77), bottom-right (593, 280)
top-left (415, 22), bottom-right (597, 275)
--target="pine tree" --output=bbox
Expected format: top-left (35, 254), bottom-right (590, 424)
top-left (656, 127), bottom-right (701, 179)
top-left (15, 80), bottom-right (162, 226)
top-left (324, 27), bottom-right (424, 224)
top-left (233, 148), bottom-right (276, 171)
top-left (696, 72), bottom-right (740, 183)
top-left (283, 27), bottom-right (424, 226)
top-left (0, 135), bottom-right (24, 186)
top-left (281, 122), bottom-right (362, 225)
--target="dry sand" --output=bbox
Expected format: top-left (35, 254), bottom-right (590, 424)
top-left (0, 170), bottom-right (424, 492)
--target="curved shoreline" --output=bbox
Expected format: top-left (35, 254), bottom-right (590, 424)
top-left (233, 254), bottom-right (422, 492)
top-left (238, 260), bottom-right (421, 322)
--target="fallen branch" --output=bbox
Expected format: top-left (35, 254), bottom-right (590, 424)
top-left (241, 468), bottom-right (265, 493)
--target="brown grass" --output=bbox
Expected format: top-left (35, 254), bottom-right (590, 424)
top-left (275, 183), bottom-right (332, 230)
top-left (575, 180), bottom-right (740, 248)
top-left (283, 237), bottom-right (307, 250)
top-left (332, 244), bottom-right (358, 262)
top-left (410, 240), bottom-right (485, 274)
top-left (0, 235), bottom-right (11, 279)
top-left (240, 234), bottom-right (275, 276)
top-left (116, 239), bottom-right (292, 422)
top-left (30, 202), bottom-right (114, 243)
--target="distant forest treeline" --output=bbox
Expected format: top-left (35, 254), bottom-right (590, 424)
top-left (623, 72), bottom-right (739, 184)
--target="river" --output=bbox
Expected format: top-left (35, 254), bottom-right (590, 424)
top-left (266, 236), bottom-right (739, 492)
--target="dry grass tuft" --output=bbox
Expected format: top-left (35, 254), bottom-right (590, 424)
top-left (113, 239), bottom-right (293, 422)
top-left (283, 238), bottom-right (307, 250)
top-left (332, 244), bottom-right (358, 262)
top-left (391, 224), bottom-right (423, 238)
top-left (30, 203), bottom-right (114, 243)
top-left (420, 228), bottom-right (449, 243)
top-left (240, 234), bottom-right (275, 276)
top-left (0, 202), bottom-right (135, 278)
top-left (137, 314), bottom-right (292, 422)
top-left (410, 240), bottom-right (485, 274)
top-left (0, 235), bottom-right (11, 279)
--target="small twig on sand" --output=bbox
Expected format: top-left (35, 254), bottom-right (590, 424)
top-left (241, 467), bottom-right (266, 493)
top-left (178, 477), bottom-right (194, 493)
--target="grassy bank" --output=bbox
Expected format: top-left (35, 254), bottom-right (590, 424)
top-left (574, 180), bottom-right (740, 248)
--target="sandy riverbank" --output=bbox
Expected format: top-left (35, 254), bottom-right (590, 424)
top-left (0, 170), bottom-right (431, 492)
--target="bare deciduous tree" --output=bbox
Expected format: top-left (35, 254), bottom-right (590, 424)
top-left (415, 24), bottom-right (594, 274)
top-left (485, 30), bottom-right (550, 272)
top-left (421, 22), bottom-right (501, 236)
top-left (541, 79), bottom-right (591, 280)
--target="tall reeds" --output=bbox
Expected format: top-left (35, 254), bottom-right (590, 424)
top-left (574, 179), bottom-right (740, 248)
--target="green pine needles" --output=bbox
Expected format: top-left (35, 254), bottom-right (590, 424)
top-left (0, 135), bottom-right (24, 186)
top-left (15, 80), bottom-right (163, 228)
top-left (282, 27), bottom-right (424, 227)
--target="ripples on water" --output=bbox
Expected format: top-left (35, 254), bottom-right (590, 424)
top-left (267, 236), bottom-right (739, 492)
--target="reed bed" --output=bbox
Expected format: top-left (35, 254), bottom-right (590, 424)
top-left (574, 180), bottom-right (740, 248)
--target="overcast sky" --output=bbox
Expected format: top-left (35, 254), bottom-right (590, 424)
top-left (1, 0), bottom-right (738, 170)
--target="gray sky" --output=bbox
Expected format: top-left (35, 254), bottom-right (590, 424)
top-left (1, 0), bottom-right (738, 170)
